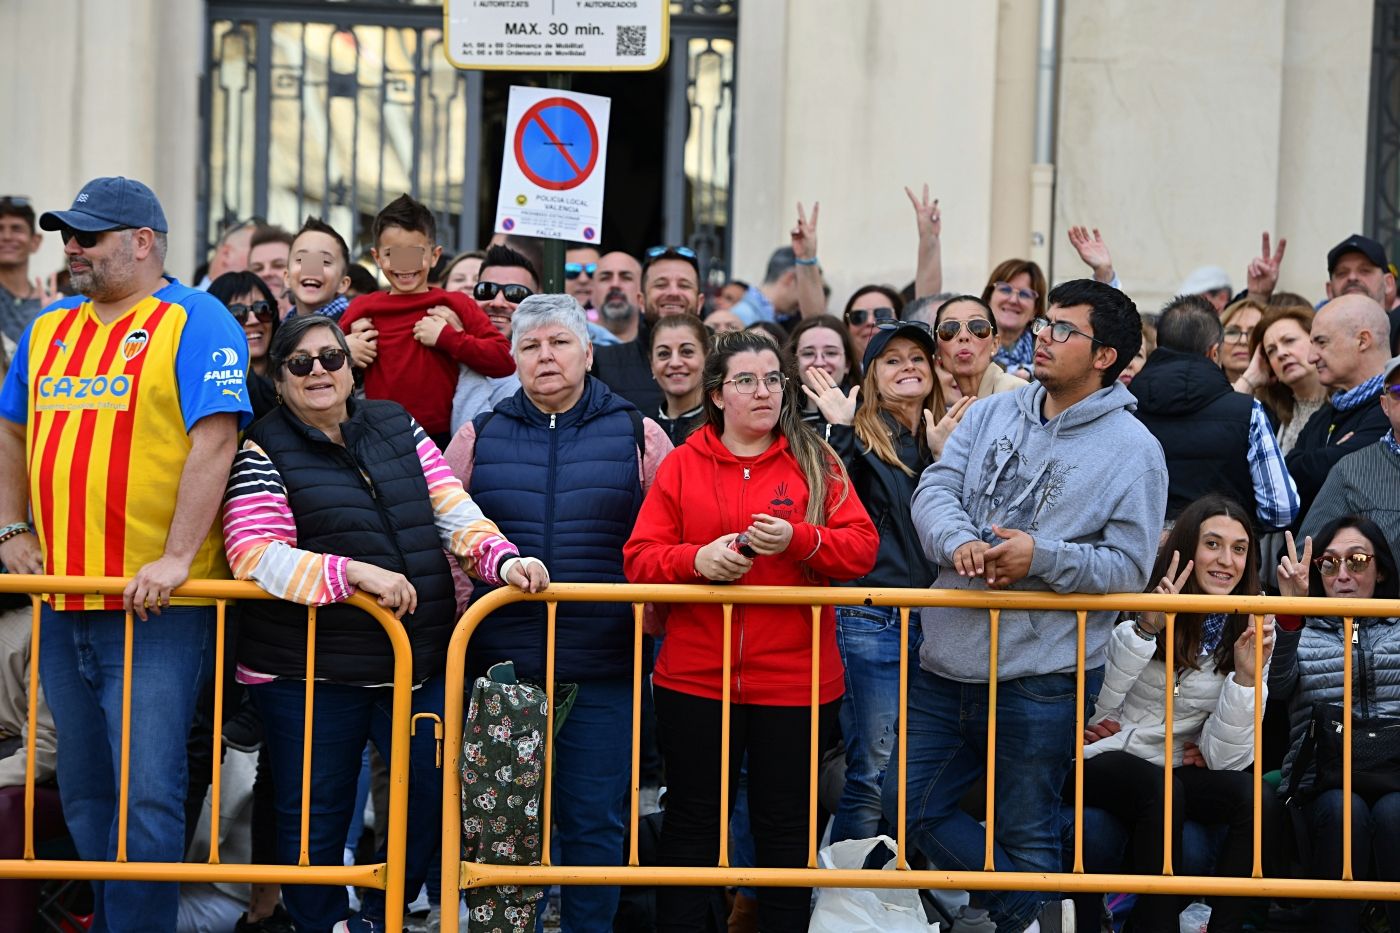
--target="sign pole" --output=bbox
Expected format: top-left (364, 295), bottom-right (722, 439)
top-left (541, 71), bottom-right (572, 297)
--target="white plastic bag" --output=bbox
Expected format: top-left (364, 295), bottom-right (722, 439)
top-left (809, 835), bottom-right (940, 933)
top-left (1179, 900), bottom-right (1211, 932)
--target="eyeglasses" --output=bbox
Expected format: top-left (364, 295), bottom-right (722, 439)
top-left (284, 348), bottom-right (349, 377)
top-left (1223, 326), bottom-right (1253, 344)
top-left (1314, 552), bottom-right (1376, 577)
top-left (564, 262), bottom-right (598, 279)
top-left (846, 307), bottom-right (896, 327)
top-left (474, 281), bottom-right (534, 304)
top-left (228, 301), bottom-right (274, 324)
top-left (935, 319), bottom-right (995, 341)
top-left (60, 227), bottom-right (127, 249)
top-left (1031, 317), bottom-right (1104, 345)
top-left (994, 281), bottom-right (1039, 303)
top-left (725, 371), bottom-right (787, 394)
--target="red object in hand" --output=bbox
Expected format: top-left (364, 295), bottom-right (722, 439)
top-left (728, 533), bottom-right (757, 558)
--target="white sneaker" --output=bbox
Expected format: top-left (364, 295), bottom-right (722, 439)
top-left (426, 904), bottom-right (441, 933)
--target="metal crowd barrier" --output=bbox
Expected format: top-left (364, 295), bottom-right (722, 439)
top-left (0, 575), bottom-right (417, 933)
top-left (439, 583), bottom-right (1400, 933)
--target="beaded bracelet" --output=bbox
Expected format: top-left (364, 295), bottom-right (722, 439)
top-left (0, 522), bottom-right (34, 546)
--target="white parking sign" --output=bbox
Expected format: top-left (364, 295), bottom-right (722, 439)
top-left (444, 0), bottom-right (669, 71)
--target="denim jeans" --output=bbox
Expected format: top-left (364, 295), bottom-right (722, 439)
top-left (250, 674), bottom-right (446, 932)
top-left (1306, 789), bottom-right (1400, 932)
top-left (547, 677), bottom-right (634, 933)
top-left (882, 664), bottom-right (1102, 933)
top-left (39, 605), bottom-right (215, 933)
top-left (832, 604), bottom-right (922, 843)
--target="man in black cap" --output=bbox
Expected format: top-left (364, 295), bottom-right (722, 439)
top-left (1326, 233), bottom-right (1400, 354)
top-left (0, 176), bottom-right (252, 930)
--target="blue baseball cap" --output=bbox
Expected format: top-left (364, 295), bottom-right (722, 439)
top-left (39, 176), bottom-right (168, 234)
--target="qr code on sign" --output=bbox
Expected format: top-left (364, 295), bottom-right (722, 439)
top-left (617, 25), bottom-right (646, 56)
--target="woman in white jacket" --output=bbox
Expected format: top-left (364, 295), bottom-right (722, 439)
top-left (1080, 495), bottom-right (1276, 933)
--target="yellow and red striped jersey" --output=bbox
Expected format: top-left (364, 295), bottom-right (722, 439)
top-left (0, 279), bottom-right (252, 609)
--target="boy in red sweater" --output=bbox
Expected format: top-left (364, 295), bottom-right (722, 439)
top-left (339, 194), bottom-right (514, 447)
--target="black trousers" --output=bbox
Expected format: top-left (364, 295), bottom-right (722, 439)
top-left (653, 685), bottom-right (838, 933)
top-left (1081, 750), bottom-right (1282, 933)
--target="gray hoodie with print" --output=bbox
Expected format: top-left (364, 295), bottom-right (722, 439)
top-left (912, 380), bottom-right (1168, 683)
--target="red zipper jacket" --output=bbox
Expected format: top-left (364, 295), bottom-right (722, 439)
top-left (624, 423), bottom-right (878, 705)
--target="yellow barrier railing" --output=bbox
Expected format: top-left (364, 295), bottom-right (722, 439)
top-left (439, 583), bottom-right (1400, 933)
top-left (0, 576), bottom-right (416, 932)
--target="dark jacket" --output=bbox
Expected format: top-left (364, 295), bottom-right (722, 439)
top-left (829, 415), bottom-right (937, 589)
top-left (591, 319), bottom-right (664, 415)
top-left (655, 404), bottom-right (704, 448)
top-left (466, 377), bottom-right (644, 682)
top-left (1130, 347), bottom-right (1255, 520)
top-left (238, 399), bottom-right (457, 685)
top-left (1286, 387), bottom-right (1391, 525)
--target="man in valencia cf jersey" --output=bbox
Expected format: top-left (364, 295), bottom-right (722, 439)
top-left (0, 177), bottom-right (252, 930)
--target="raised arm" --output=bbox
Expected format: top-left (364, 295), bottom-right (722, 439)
top-left (792, 201), bottom-right (827, 320)
top-left (906, 184), bottom-right (943, 298)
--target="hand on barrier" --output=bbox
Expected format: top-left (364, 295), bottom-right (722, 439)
top-left (952, 539), bottom-right (990, 579)
top-left (347, 560), bottom-right (418, 619)
top-left (1276, 531), bottom-right (1313, 600)
top-left (503, 556), bottom-right (550, 593)
top-left (123, 553), bottom-right (193, 621)
top-left (0, 530), bottom-right (42, 575)
top-left (744, 513), bottom-right (793, 556)
top-left (695, 534), bottom-right (753, 582)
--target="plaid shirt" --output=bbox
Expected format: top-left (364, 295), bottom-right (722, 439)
top-left (1246, 399), bottom-right (1299, 530)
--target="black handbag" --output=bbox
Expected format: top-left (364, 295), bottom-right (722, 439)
top-left (1284, 626), bottom-right (1400, 804)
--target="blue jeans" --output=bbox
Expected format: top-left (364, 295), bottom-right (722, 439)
top-left (547, 678), bottom-right (633, 933)
top-left (1306, 789), bottom-right (1400, 932)
top-left (250, 674), bottom-right (446, 932)
top-left (39, 605), bottom-right (215, 933)
top-left (882, 665), bottom-right (1102, 933)
top-left (832, 604), bottom-right (922, 843)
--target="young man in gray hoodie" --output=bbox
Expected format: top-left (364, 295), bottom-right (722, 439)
top-left (886, 279), bottom-right (1168, 933)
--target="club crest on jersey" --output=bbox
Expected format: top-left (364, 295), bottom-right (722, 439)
top-left (121, 329), bottom-right (150, 361)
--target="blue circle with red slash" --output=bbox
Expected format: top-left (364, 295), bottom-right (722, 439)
top-left (514, 98), bottom-right (600, 191)
top-left (501, 217), bottom-right (515, 231)
top-left (582, 226), bottom-right (596, 241)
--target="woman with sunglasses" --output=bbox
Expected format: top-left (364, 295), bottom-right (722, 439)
top-left (208, 271), bottom-right (281, 419)
top-left (929, 296), bottom-right (1028, 414)
top-left (624, 329), bottom-right (878, 933)
top-left (842, 284), bottom-right (903, 368)
top-left (1272, 517), bottom-right (1400, 933)
top-left (222, 314), bottom-right (548, 931)
top-left (982, 260), bottom-right (1048, 381)
top-left (1080, 494), bottom-right (1277, 933)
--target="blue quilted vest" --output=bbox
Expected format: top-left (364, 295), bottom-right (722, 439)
top-left (468, 377), bottom-right (644, 681)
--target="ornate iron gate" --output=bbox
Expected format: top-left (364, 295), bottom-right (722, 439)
top-left (200, 0), bottom-right (738, 283)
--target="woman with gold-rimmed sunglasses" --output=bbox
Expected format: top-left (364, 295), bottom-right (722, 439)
top-left (1272, 515), bottom-right (1400, 933)
top-left (928, 295), bottom-right (1028, 415)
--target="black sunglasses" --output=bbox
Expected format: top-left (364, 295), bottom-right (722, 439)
top-left (474, 281), bottom-right (534, 304)
top-left (228, 301), bottom-right (274, 324)
top-left (564, 262), bottom-right (597, 279)
top-left (846, 307), bottom-right (897, 327)
top-left (61, 226), bottom-right (128, 249)
top-left (935, 319), bottom-right (995, 341)
top-left (284, 348), bottom-right (348, 377)
top-left (877, 319), bottom-right (932, 335)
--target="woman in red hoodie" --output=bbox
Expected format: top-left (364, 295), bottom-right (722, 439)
top-left (624, 329), bottom-right (878, 933)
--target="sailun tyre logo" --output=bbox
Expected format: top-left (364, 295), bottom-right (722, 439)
top-left (212, 347), bottom-right (239, 367)
top-left (121, 329), bottom-right (150, 361)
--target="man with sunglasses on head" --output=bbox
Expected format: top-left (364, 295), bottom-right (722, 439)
top-left (1298, 353), bottom-right (1400, 551)
top-left (893, 279), bottom-right (1167, 933)
top-left (0, 177), bottom-right (253, 932)
top-left (591, 246), bottom-right (702, 415)
top-left (1130, 294), bottom-right (1299, 531)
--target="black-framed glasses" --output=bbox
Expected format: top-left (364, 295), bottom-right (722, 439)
top-left (994, 281), bottom-right (1039, 303)
top-left (564, 262), bottom-right (597, 279)
top-left (725, 371), bottom-right (787, 394)
top-left (846, 307), bottom-right (896, 327)
top-left (876, 319), bottom-right (932, 336)
top-left (1031, 317), bottom-right (1104, 345)
top-left (1223, 326), bottom-right (1253, 344)
top-left (284, 348), bottom-right (349, 377)
top-left (1314, 552), bottom-right (1376, 577)
top-left (474, 281), bottom-right (534, 304)
top-left (228, 301), bottom-right (274, 324)
top-left (61, 226), bottom-right (127, 249)
top-left (935, 319), bottom-right (995, 341)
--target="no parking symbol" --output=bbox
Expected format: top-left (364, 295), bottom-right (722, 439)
top-left (495, 86), bottom-right (611, 242)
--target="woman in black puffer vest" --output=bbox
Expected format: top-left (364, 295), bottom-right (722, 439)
top-left (221, 315), bottom-right (547, 932)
